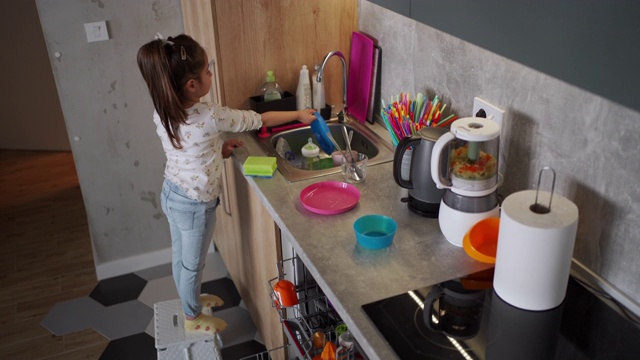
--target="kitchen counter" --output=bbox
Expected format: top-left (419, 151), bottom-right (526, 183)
top-left (231, 121), bottom-right (493, 360)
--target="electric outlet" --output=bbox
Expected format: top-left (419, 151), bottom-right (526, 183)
top-left (473, 97), bottom-right (505, 130)
top-left (84, 21), bottom-right (109, 43)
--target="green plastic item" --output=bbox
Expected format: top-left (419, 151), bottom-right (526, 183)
top-left (243, 156), bottom-right (277, 177)
top-left (314, 158), bottom-right (335, 170)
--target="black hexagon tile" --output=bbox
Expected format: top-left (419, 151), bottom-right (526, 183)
top-left (90, 273), bottom-right (147, 306)
top-left (201, 277), bottom-right (241, 311)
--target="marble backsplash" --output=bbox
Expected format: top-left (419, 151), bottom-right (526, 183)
top-left (359, 1), bottom-right (640, 306)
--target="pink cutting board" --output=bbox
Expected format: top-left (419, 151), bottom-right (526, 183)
top-left (347, 32), bottom-right (374, 123)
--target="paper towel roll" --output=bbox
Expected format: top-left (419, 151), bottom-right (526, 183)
top-left (493, 190), bottom-right (579, 311)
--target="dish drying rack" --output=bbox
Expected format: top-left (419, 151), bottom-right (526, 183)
top-left (243, 256), bottom-right (360, 360)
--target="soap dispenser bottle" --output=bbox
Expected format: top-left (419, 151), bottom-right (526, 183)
top-left (312, 64), bottom-right (325, 112)
top-left (260, 70), bottom-right (283, 102)
top-left (296, 65), bottom-right (312, 110)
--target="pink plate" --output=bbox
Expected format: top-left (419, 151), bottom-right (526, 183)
top-left (299, 181), bottom-right (361, 215)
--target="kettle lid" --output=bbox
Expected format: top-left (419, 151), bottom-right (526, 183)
top-left (418, 126), bottom-right (448, 141)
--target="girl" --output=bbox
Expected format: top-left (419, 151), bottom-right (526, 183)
top-left (137, 34), bottom-right (316, 335)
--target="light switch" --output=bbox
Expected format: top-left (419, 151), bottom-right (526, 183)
top-left (84, 21), bottom-right (109, 43)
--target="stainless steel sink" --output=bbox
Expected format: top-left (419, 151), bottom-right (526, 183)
top-left (249, 118), bottom-right (394, 182)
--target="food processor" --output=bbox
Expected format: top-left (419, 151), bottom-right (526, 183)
top-left (430, 117), bottom-right (501, 246)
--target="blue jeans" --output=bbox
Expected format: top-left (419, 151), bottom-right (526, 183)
top-left (160, 179), bottom-right (219, 317)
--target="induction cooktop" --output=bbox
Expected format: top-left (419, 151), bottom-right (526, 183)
top-left (362, 268), bottom-right (640, 360)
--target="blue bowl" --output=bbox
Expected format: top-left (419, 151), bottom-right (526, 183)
top-left (310, 112), bottom-right (335, 154)
top-left (354, 215), bottom-right (397, 249)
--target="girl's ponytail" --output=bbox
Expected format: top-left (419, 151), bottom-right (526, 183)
top-left (137, 34), bottom-right (206, 149)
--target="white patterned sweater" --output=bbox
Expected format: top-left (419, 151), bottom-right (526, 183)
top-left (153, 102), bottom-right (262, 202)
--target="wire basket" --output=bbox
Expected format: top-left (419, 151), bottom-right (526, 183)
top-left (268, 257), bottom-right (356, 360)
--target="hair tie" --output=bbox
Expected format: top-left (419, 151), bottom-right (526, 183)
top-left (154, 32), bottom-right (174, 46)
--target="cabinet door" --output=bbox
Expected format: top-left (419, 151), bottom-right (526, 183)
top-left (233, 161), bottom-right (285, 356)
top-left (214, 159), bottom-right (285, 358)
top-left (213, 159), bottom-right (241, 277)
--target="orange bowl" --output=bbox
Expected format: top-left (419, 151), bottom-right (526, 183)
top-left (463, 217), bottom-right (500, 264)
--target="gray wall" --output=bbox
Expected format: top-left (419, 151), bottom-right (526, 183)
top-left (36, 0), bottom-right (183, 276)
top-left (1, 0), bottom-right (69, 151)
top-left (360, 1), bottom-right (640, 304)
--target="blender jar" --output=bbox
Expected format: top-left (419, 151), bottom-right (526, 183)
top-left (431, 117), bottom-right (501, 196)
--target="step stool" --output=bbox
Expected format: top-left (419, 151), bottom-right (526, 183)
top-left (154, 299), bottom-right (222, 360)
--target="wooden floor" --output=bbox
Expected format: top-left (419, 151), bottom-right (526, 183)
top-left (0, 150), bottom-right (108, 359)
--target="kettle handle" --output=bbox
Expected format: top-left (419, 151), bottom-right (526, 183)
top-left (423, 285), bottom-right (445, 333)
top-left (393, 135), bottom-right (420, 189)
top-left (430, 131), bottom-right (455, 189)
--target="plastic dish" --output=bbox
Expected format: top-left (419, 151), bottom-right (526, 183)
top-left (299, 181), bottom-right (360, 215)
top-left (310, 112), bottom-right (335, 154)
top-left (463, 217), bottom-right (500, 264)
top-left (353, 214), bottom-right (397, 249)
top-left (272, 278), bottom-right (299, 307)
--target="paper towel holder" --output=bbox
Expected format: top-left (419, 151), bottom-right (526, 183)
top-left (530, 167), bottom-right (556, 214)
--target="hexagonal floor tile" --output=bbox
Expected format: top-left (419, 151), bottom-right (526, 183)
top-left (137, 276), bottom-right (179, 309)
top-left (134, 261), bottom-right (172, 282)
top-left (201, 277), bottom-right (241, 311)
top-left (40, 296), bottom-right (103, 336)
top-left (90, 273), bottom-right (147, 306)
top-left (94, 300), bottom-right (153, 340)
top-left (215, 306), bottom-right (259, 349)
top-left (99, 332), bottom-right (156, 360)
top-left (221, 340), bottom-right (268, 360)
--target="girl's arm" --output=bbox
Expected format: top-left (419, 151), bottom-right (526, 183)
top-left (260, 110), bottom-right (317, 127)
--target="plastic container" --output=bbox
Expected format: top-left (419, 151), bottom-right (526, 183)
top-left (301, 138), bottom-right (319, 170)
top-left (275, 138), bottom-right (295, 161)
top-left (353, 214), bottom-right (397, 250)
top-left (260, 70), bottom-right (283, 102)
top-left (312, 64), bottom-right (325, 112)
top-left (296, 65), bottom-right (312, 110)
top-left (463, 217), bottom-right (499, 264)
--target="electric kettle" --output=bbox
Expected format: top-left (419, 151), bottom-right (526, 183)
top-left (430, 117), bottom-right (501, 246)
top-left (393, 127), bottom-right (448, 217)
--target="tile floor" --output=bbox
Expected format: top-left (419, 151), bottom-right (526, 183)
top-left (40, 251), bottom-right (267, 360)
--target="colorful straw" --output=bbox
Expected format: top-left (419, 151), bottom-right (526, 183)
top-left (380, 92), bottom-right (456, 146)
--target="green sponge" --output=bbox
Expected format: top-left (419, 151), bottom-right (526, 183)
top-left (243, 156), bottom-right (277, 178)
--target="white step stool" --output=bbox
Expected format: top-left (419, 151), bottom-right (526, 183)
top-left (154, 299), bottom-right (222, 360)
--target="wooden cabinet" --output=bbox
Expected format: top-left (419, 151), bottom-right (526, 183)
top-left (214, 159), bottom-right (285, 356)
top-left (182, 0), bottom-right (357, 110)
top-left (213, 159), bottom-right (241, 278)
top-left (183, 1), bottom-right (357, 357)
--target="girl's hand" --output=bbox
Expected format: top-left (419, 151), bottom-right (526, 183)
top-left (222, 139), bottom-right (244, 159)
top-left (297, 110), bottom-right (318, 125)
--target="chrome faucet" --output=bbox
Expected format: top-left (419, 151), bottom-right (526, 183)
top-left (317, 50), bottom-right (348, 121)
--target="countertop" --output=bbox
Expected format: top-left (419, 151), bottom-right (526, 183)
top-left (230, 120), bottom-right (493, 360)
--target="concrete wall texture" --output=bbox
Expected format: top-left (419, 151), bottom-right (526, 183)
top-left (359, 1), bottom-right (640, 304)
top-left (36, 0), bottom-right (183, 277)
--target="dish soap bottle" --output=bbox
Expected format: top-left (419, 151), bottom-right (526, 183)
top-left (312, 64), bottom-right (325, 112)
top-left (260, 70), bottom-right (283, 102)
top-left (301, 138), bottom-right (319, 170)
top-left (296, 65), bottom-right (312, 110)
